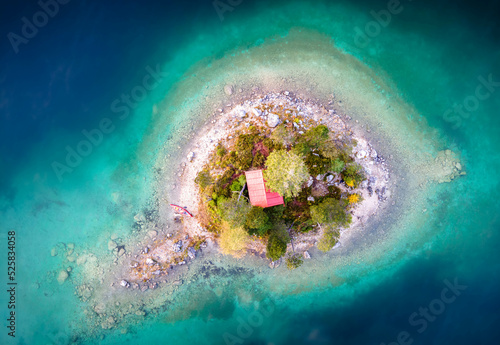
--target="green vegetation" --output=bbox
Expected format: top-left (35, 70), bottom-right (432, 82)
top-left (285, 253), bottom-right (304, 270)
top-left (264, 150), bottom-right (309, 198)
top-left (194, 118), bottom-right (366, 263)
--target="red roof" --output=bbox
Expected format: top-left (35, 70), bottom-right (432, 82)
top-left (245, 170), bottom-right (284, 208)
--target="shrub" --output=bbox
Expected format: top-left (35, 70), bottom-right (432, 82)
top-left (219, 222), bottom-right (250, 258)
top-left (271, 124), bottom-right (295, 147)
top-left (246, 206), bottom-right (271, 236)
top-left (318, 140), bottom-right (340, 159)
top-left (341, 163), bottom-right (365, 188)
top-left (348, 194), bottom-right (360, 204)
top-left (253, 151), bottom-right (266, 167)
top-left (218, 195), bottom-right (251, 228)
top-left (266, 233), bottom-right (287, 261)
top-left (310, 198), bottom-right (351, 227)
top-left (304, 125), bottom-right (329, 148)
top-left (305, 153), bottom-right (331, 176)
top-left (216, 143), bottom-right (227, 157)
top-left (285, 253), bottom-right (304, 270)
top-left (317, 226), bottom-right (340, 252)
top-left (265, 204), bottom-right (285, 223)
top-left (330, 158), bottom-right (345, 173)
top-left (195, 169), bottom-right (213, 190)
top-left (264, 150), bottom-right (310, 198)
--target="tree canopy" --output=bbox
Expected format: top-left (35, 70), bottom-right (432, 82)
top-left (264, 150), bottom-right (310, 198)
top-left (218, 195), bottom-right (251, 228)
top-left (310, 198), bottom-right (351, 227)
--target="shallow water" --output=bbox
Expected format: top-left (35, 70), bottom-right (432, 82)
top-left (1, 0), bottom-right (499, 344)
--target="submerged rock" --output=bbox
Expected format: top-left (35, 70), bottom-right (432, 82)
top-left (108, 240), bottom-right (117, 251)
top-left (303, 251), bottom-right (311, 259)
top-left (57, 270), bottom-right (69, 284)
top-left (173, 240), bottom-right (183, 252)
top-left (224, 84), bottom-right (233, 95)
top-left (120, 280), bottom-right (130, 288)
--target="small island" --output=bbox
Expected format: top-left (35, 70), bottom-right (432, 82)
top-left (119, 92), bottom-right (390, 288)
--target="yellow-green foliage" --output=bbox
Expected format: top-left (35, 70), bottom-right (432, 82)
top-left (264, 150), bottom-right (310, 198)
top-left (310, 198), bottom-right (351, 227)
top-left (219, 222), bottom-right (250, 258)
top-left (317, 225), bottom-right (340, 252)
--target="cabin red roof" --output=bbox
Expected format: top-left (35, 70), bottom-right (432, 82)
top-left (244, 170), bottom-right (284, 208)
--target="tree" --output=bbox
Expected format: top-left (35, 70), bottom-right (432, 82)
top-left (330, 158), bottom-right (345, 173)
top-left (304, 125), bottom-right (329, 148)
top-left (310, 198), bottom-right (351, 227)
top-left (195, 169), bottom-right (213, 190)
top-left (266, 233), bottom-right (287, 261)
top-left (271, 124), bottom-right (295, 147)
top-left (219, 222), bottom-right (249, 258)
top-left (317, 225), bottom-right (340, 252)
top-left (285, 253), bottom-right (304, 270)
top-left (218, 195), bottom-right (251, 228)
top-left (245, 206), bottom-right (271, 236)
top-left (266, 222), bottom-right (289, 261)
top-left (264, 150), bottom-right (310, 198)
top-left (341, 163), bottom-right (365, 188)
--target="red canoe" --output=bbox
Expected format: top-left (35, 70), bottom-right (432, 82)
top-left (169, 204), bottom-right (193, 217)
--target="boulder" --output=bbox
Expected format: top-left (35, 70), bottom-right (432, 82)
top-left (50, 247), bottom-right (58, 257)
top-left (303, 251), bottom-right (311, 259)
top-left (252, 108), bottom-right (262, 117)
top-left (145, 258), bottom-right (155, 266)
top-left (307, 196), bottom-right (315, 202)
top-left (224, 84), bottom-right (233, 95)
top-left (118, 248), bottom-right (126, 257)
top-left (326, 175), bottom-right (334, 183)
top-left (173, 240), bottom-right (183, 253)
top-left (187, 247), bottom-right (196, 260)
top-left (57, 270), bottom-right (69, 284)
top-left (120, 280), bottom-right (130, 288)
top-left (267, 113), bottom-right (280, 127)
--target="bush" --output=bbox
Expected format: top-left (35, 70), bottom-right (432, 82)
top-left (246, 206), bottom-right (271, 236)
top-left (330, 158), bottom-right (345, 173)
top-left (317, 226), bottom-right (340, 252)
top-left (266, 233), bottom-right (287, 261)
top-left (195, 169), bottom-right (212, 190)
top-left (341, 163), bottom-right (365, 188)
top-left (216, 143), bottom-right (227, 157)
top-left (271, 124), bottom-right (295, 147)
top-left (219, 222), bottom-right (250, 258)
top-left (253, 151), bottom-right (266, 167)
top-left (305, 153), bottom-right (331, 176)
top-left (285, 253), bottom-right (304, 270)
top-left (264, 150), bottom-right (310, 198)
top-left (310, 198), bottom-right (351, 227)
top-left (304, 125), bottom-right (329, 148)
top-left (265, 204), bottom-right (285, 223)
top-left (218, 195), bottom-right (251, 228)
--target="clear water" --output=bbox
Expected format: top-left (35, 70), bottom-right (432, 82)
top-left (1, 1), bottom-right (499, 344)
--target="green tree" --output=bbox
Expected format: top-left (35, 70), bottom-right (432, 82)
top-left (285, 253), bottom-right (304, 270)
top-left (271, 124), bottom-right (295, 147)
top-left (218, 195), bottom-right (251, 228)
top-left (330, 158), bottom-right (345, 173)
top-left (304, 125), bottom-right (329, 148)
top-left (195, 169), bottom-right (213, 190)
top-left (317, 225), bottom-right (340, 252)
top-left (245, 206), bottom-right (271, 236)
top-left (264, 150), bottom-right (310, 198)
top-left (310, 198), bottom-right (351, 227)
top-left (266, 233), bottom-right (287, 261)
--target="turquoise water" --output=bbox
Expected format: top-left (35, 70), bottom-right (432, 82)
top-left (1, 1), bottom-right (499, 344)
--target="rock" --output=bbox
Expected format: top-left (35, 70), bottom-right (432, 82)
top-left (252, 108), bottom-right (262, 117)
top-left (145, 258), bottom-right (155, 265)
top-left (306, 177), bottom-right (314, 188)
top-left (224, 84), bottom-right (233, 95)
top-left (316, 174), bottom-right (324, 180)
top-left (76, 256), bottom-right (87, 266)
top-left (94, 303), bottom-right (106, 314)
top-left (187, 247), bottom-right (196, 259)
top-left (173, 240), bottom-right (183, 253)
top-left (356, 150), bottom-right (367, 159)
top-left (455, 162), bottom-right (462, 170)
top-left (236, 109), bottom-right (246, 118)
top-left (307, 196), bottom-right (315, 202)
top-left (267, 113), bottom-right (280, 127)
top-left (148, 230), bottom-right (158, 238)
top-left (326, 175), bottom-right (334, 183)
top-left (110, 234), bottom-right (118, 240)
top-left (66, 266), bottom-right (72, 272)
top-left (118, 248), bottom-right (125, 257)
top-left (130, 261), bottom-right (139, 268)
top-left (67, 243), bottom-right (75, 250)
top-left (120, 280), bottom-right (130, 288)
top-left (370, 149), bottom-right (378, 158)
top-left (179, 260), bottom-right (186, 265)
top-left (50, 247), bottom-right (58, 257)
top-left (187, 152), bottom-right (195, 162)
top-left (303, 251), bottom-right (311, 259)
top-left (108, 240), bottom-right (117, 251)
top-left (135, 310), bottom-right (146, 316)
top-left (200, 241), bottom-right (208, 249)
top-left (173, 280), bottom-right (183, 286)
top-left (67, 256), bottom-right (75, 262)
top-left (57, 270), bottom-right (69, 284)
top-left (101, 316), bottom-right (116, 330)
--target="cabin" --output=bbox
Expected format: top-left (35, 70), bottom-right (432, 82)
top-left (244, 170), bottom-right (284, 208)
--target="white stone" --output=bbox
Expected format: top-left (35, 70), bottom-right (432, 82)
top-left (267, 113), bottom-right (280, 127)
top-left (307, 196), bottom-right (315, 202)
top-left (187, 152), bottom-right (195, 162)
top-left (224, 84), bottom-right (233, 95)
top-left (252, 108), bottom-right (262, 116)
top-left (303, 251), bottom-right (311, 259)
top-left (326, 175), bottom-right (334, 182)
top-left (356, 150), bottom-right (367, 159)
